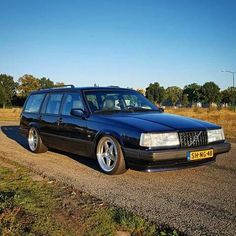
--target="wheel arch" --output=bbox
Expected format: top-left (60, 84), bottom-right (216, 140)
top-left (94, 130), bottom-right (125, 156)
top-left (28, 122), bottom-right (41, 132)
top-left (95, 130), bottom-right (124, 146)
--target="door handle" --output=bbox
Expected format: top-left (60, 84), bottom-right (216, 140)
top-left (57, 117), bottom-right (63, 126)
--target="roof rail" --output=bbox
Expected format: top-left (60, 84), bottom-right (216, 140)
top-left (39, 84), bottom-right (75, 91)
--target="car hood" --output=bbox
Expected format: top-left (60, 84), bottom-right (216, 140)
top-left (94, 112), bottom-right (220, 132)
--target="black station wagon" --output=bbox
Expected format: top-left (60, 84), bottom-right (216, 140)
top-left (20, 85), bottom-right (231, 174)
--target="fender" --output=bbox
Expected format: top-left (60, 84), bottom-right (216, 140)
top-left (94, 130), bottom-right (125, 148)
top-left (28, 122), bottom-right (41, 132)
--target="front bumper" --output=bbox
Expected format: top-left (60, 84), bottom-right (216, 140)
top-left (124, 141), bottom-right (231, 171)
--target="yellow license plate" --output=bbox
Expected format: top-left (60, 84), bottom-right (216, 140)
top-left (187, 149), bottom-right (214, 161)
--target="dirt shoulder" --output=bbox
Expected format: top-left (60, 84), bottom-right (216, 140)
top-left (0, 122), bottom-right (235, 236)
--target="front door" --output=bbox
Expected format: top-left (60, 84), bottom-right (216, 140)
top-left (59, 92), bottom-right (89, 156)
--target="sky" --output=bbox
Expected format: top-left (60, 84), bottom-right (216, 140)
top-left (0, 0), bottom-right (236, 89)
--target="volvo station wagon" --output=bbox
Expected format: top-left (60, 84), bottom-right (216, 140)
top-left (20, 85), bottom-right (231, 174)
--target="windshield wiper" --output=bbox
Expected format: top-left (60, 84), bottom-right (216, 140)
top-left (93, 109), bottom-right (124, 114)
top-left (93, 108), bottom-right (161, 114)
top-left (124, 107), bottom-right (160, 112)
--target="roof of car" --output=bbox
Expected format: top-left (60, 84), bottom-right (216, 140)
top-left (31, 86), bottom-right (133, 94)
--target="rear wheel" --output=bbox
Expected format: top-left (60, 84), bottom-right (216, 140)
top-left (28, 127), bottom-right (48, 153)
top-left (96, 136), bottom-right (127, 175)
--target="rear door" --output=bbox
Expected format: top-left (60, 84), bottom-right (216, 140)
top-left (39, 92), bottom-right (64, 149)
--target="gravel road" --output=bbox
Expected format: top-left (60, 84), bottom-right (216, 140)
top-left (0, 121), bottom-right (235, 236)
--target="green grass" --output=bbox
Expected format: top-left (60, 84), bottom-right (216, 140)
top-left (0, 165), bottom-right (73, 236)
top-left (86, 208), bottom-right (179, 236)
top-left (0, 160), bottom-right (182, 236)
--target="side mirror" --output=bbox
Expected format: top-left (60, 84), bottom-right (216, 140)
top-left (159, 107), bottom-right (164, 113)
top-left (70, 108), bottom-right (86, 118)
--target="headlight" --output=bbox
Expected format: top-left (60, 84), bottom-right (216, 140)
top-left (140, 132), bottom-right (180, 148)
top-left (207, 128), bottom-right (225, 143)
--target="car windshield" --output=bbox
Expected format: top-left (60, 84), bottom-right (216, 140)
top-left (84, 90), bottom-right (159, 113)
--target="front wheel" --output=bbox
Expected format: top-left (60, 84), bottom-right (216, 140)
top-left (28, 127), bottom-right (48, 153)
top-left (96, 136), bottom-right (127, 175)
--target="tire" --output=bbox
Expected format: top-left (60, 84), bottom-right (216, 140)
top-left (28, 127), bottom-right (48, 153)
top-left (96, 136), bottom-right (127, 175)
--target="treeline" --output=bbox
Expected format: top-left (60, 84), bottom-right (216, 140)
top-left (139, 82), bottom-right (236, 107)
top-left (1, 72), bottom-right (235, 108)
top-left (0, 74), bottom-right (64, 108)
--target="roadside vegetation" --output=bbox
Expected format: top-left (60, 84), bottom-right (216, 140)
top-left (144, 82), bottom-right (236, 109)
top-left (0, 158), bottom-right (181, 236)
top-left (166, 107), bottom-right (236, 141)
top-left (0, 108), bottom-right (21, 121)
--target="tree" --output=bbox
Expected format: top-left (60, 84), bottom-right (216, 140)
top-left (0, 84), bottom-right (6, 107)
top-left (0, 74), bottom-right (16, 108)
top-left (136, 88), bottom-right (145, 95)
top-left (228, 87), bottom-right (236, 106)
top-left (165, 86), bottom-right (182, 106)
top-left (183, 83), bottom-right (201, 105)
top-left (221, 89), bottom-right (231, 105)
top-left (145, 83), bottom-right (165, 105)
top-left (201, 81), bottom-right (221, 105)
top-left (221, 87), bottom-right (236, 107)
top-left (181, 94), bottom-right (189, 107)
top-left (39, 77), bottom-right (54, 89)
top-left (17, 74), bottom-right (41, 97)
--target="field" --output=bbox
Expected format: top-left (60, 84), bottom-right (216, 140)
top-left (0, 107), bottom-right (235, 140)
top-left (166, 108), bottom-right (236, 141)
top-left (0, 108), bottom-right (21, 121)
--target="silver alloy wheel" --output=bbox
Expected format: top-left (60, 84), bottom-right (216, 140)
top-left (28, 127), bottom-right (39, 152)
top-left (97, 137), bottom-right (118, 172)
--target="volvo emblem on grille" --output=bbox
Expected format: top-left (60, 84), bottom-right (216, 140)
top-left (189, 131), bottom-right (202, 146)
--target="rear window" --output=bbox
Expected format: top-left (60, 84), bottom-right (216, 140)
top-left (24, 94), bottom-right (45, 113)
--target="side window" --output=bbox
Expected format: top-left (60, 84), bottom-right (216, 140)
top-left (62, 93), bottom-right (84, 116)
top-left (123, 95), bottom-right (139, 107)
top-left (102, 94), bottom-right (121, 110)
top-left (24, 94), bottom-right (45, 113)
top-left (45, 93), bottom-right (63, 115)
top-left (86, 94), bottom-right (99, 112)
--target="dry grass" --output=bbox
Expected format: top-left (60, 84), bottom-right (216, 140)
top-left (0, 108), bottom-right (21, 121)
top-left (166, 107), bottom-right (236, 140)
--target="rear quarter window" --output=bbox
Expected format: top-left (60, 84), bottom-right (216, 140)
top-left (24, 94), bottom-right (45, 113)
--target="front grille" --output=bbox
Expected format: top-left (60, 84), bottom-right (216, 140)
top-left (178, 130), bottom-right (208, 148)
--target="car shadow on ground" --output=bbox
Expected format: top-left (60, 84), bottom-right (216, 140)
top-left (1, 126), bottom-right (28, 148)
top-left (0, 125), bottom-right (101, 172)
